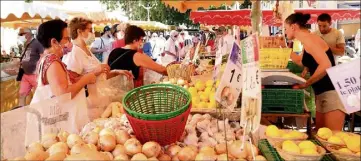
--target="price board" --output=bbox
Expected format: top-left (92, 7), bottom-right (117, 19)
top-left (326, 58), bottom-right (361, 114)
top-left (215, 42), bottom-right (243, 110)
top-left (259, 36), bottom-right (287, 48)
top-left (240, 34), bottom-right (262, 134)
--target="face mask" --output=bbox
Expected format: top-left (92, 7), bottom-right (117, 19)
top-left (117, 32), bottom-right (124, 39)
top-left (83, 33), bottom-right (95, 45)
top-left (18, 36), bottom-right (26, 44)
top-left (62, 43), bottom-right (73, 55)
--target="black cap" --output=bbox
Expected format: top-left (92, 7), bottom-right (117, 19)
top-left (103, 26), bottom-right (111, 33)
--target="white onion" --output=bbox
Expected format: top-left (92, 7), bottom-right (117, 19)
top-left (24, 150), bottom-right (49, 161)
top-left (92, 126), bottom-right (103, 134)
top-left (57, 131), bottom-right (69, 143)
top-left (157, 154), bottom-right (171, 161)
top-left (48, 142), bottom-right (69, 156)
top-left (112, 144), bottom-right (127, 157)
top-left (142, 141), bottom-right (162, 158)
top-left (114, 153), bottom-right (129, 161)
top-left (101, 152), bottom-right (114, 160)
top-left (131, 153), bottom-right (148, 161)
top-left (115, 130), bottom-right (130, 145)
top-left (172, 155), bottom-right (180, 161)
top-left (195, 152), bottom-right (217, 161)
top-left (70, 143), bottom-right (88, 155)
top-left (165, 145), bottom-right (182, 157)
top-left (45, 152), bottom-right (67, 161)
top-left (229, 140), bottom-right (248, 159)
top-left (27, 142), bottom-right (44, 153)
top-left (99, 128), bottom-right (116, 138)
top-left (199, 146), bottom-right (215, 155)
top-left (124, 138), bottom-right (142, 156)
top-left (215, 143), bottom-right (226, 154)
top-left (177, 147), bottom-right (197, 161)
top-left (84, 144), bottom-right (98, 151)
top-left (188, 145), bottom-right (199, 153)
top-left (67, 134), bottom-right (84, 149)
top-left (99, 134), bottom-right (117, 152)
top-left (83, 131), bottom-right (99, 145)
top-left (41, 133), bottom-right (59, 149)
top-left (217, 154), bottom-right (228, 161)
top-left (149, 157), bottom-right (159, 161)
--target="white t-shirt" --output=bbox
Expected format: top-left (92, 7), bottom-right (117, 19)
top-left (218, 34), bottom-right (235, 56)
top-left (62, 45), bottom-right (101, 75)
top-left (162, 39), bottom-right (177, 66)
top-left (314, 28), bottom-right (345, 64)
top-left (91, 36), bottom-right (113, 63)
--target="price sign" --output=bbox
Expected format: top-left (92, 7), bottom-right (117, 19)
top-left (327, 58), bottom-right (361, 114)
top-left (259, 36), bottom-right (287, 48)
top-left (240, 34), bottom-right (262, 134)
top-left (215, 42), bottom-right (243, 110)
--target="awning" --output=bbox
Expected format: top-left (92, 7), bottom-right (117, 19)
top-left (66, 11), bottom-right (122, 25)
top-left (127, 21), bottom-right (170, 31)
top-left (1, 1), bottom-right (68, 28)
top-left (190, 9), bottom-right (361, 26)
top-left (161, 0), bottom-right (236, 13)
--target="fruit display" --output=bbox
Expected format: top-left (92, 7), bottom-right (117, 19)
top-left (264, 125), bottom-right (308, 145)
top-left (160, 77), bottom-right (190, 89)
top-left (315, 127), bottom-right (360, 148)
top-left (275, 140), bottom-right (326, 161)
top-left (188, 80), bottom-right (220, 110)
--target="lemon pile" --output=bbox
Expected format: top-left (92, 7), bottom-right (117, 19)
top-left (188, 80), bottom-right (220, 109)
top-left (265, 125), bottom-right (305, 139)
top-left (282, 140), bottom-right (320, 155)
top-left (316, 127), bottom-right (360, 155)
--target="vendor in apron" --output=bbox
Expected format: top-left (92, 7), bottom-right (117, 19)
top-left (107, 25), bottom-right (167, 88)
top-left (62, 17), bottom-right (133, 120)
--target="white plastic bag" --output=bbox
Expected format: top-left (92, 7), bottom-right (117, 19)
top-left (96, 75), bottom-right (134, 103)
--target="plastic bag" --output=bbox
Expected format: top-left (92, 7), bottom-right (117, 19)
top-left (144, 69), bottom-right (162, 85)
top-left (96, 75), bottom-right (134, 103)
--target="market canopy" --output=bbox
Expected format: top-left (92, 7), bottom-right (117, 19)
top-left (162, 0), bottom-right (236, 13)
top-left (190, 8), bottom-right (361, 26)
top-left (1, 1), bottom-right (68, 28)
top-left (127, 21), bottom-right (170, 31)
top-left (66, 11), bottom-right (122, 25)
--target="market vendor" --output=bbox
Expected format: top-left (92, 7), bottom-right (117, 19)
top-left (285, 13), bottom-right (346, 131)
top-left (62, 17), bottom-right (133, 120)
top-left (161, 30), bottom-right (179, 66)
top-left (107, 25), bottom-right (167, 87)
top-left (32, 19), bottom-right (96, 104)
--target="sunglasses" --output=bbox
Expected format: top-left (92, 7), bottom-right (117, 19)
top-left (18, 33), bottom-right (26, 36)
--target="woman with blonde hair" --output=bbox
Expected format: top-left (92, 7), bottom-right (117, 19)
top-left (63, 17), bottom-right (132, 120)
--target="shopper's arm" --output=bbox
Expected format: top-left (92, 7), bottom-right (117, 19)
top-left (47, 61), bottom-right (96, 98)
top-left (304, 46), bottom-right (331, 87)
top-left (133, 52), bottom-right (167, 75)
top-left (330, 43), bottom-right (345, 56)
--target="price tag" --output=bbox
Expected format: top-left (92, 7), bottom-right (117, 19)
top-left (215, 42), bottom-right (243, 110)
top-left (326, 58), bottom-right (361, 114)
top-left (240, 34), bottom-right (262, 133)
top-left (259, 36), bottom-right (287, 48)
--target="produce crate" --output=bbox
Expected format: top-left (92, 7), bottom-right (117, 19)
top-left (258, 139), bottom-right (284, 161)
top-left (310, 139), bottom-right (337, 161)
top-left (262, 89), bottom-right (304, 114)
top-left (287, 61), bottom-right (304, 74)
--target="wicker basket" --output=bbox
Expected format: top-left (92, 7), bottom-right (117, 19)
top-left (265, 130), bottom-right (308, 146)
top-left (166, 62), bottom-right (195, 81)
top-left (314, 131), bottom-right (357, 148)
top-left (274, 141), bottom-right (326, 161)
top-left (325, 145), bottom-right (360, 161)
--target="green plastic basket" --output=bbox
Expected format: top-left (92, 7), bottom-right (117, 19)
top-left (123, 84), bottom-right (191, 120)
top-left (258, 139), bottom-right (284, 161)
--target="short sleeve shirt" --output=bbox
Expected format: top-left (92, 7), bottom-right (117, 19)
top-left (62, 45), bottom-right (100, 75)
top-left (314, 28), bottom-right (345, 54)
top-left (21, 39), bottom-right (44, 74)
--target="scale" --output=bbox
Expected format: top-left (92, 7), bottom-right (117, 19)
top-left (261, 69), bottom-right (306, 86)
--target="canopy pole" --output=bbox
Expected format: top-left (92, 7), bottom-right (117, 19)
top-left (251, 1), bottom-right (262, 34)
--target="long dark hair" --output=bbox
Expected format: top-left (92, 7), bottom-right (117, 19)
top-left (285, 13), bottom-right (311, 29)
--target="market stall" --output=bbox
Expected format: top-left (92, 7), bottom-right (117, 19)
top-left (127, 20), bottom-right (170, 31)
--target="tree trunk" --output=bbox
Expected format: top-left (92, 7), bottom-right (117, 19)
top-left (251, 1), bottom-right (262, 34)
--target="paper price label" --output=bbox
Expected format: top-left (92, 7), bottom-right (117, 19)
top-left (215, 43), bottom-right (242, 110)
top-left (242, 62), bottom-right (261, 97)
top-left (327, 58), bottom-right (361, 114)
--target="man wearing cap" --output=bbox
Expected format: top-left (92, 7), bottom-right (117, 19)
top-left (91, 26), bottom-right (113, 63)
top-left (17, 27), bottom-right (44, 106)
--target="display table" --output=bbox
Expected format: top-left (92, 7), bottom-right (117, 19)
top-left (261, 112), bottom-right (312, 136)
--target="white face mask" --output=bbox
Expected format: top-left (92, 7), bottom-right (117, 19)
top-left (83, 32), bottom-right (95, 45)
top-left (18, 36), bottom-right (26, 44)
top-left (117, 32), bottom-right (124, 39)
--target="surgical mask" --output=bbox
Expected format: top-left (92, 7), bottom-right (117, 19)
top-left (18, 36), bottom-right (26, 44)
top-left (117, 32), bottom-right (124, 39)
top-left (62, 43), bottom-right (73, 55)
top-left (83, 33), bottom-right (95, 45)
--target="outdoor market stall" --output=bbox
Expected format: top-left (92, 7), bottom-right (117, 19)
top-left (127, 20), bottom-right (170, 31)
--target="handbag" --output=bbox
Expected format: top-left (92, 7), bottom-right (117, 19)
top-left (16, 39), bottom-right (34, 81)
top-left (93, 38), bottom-right (104, 62)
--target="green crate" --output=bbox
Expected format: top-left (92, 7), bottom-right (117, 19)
top-left (262, 89), bottom-right (305, 114)
top-left (310, 139), bottom-right (337, 161)
top-left (287, 61), bottom-right (304, 74)
top-left (258, 139), bottom-right (284, 161)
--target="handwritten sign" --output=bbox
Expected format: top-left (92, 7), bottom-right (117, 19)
top-left (259, 48), bottom-right (292, 69)
top-left (240, 34), bottom-right (262, 134)
top-left (327, 58), bottom-right (361, 114)
top-left (259, 36), bottom-right (287, 48)
top-left (215, 42), bottom-right (243, 110)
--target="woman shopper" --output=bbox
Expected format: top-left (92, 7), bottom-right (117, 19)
top-left (63, 17), bottom-right (132, 120)
top-left (285, 13), bottom-right (345, 131)
top-left (108, 25), bottom-right (167, 87)
top-left (112, 23), bottom-right (130, 49)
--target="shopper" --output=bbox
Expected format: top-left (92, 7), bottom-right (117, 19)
top-left (161, 30), bottom-right (179, 66)
top-left (142, 37), bottom-right (153, 59)
top-left (63, 17), bottom-right (133, 119)
top-left (108, 25), bottom-right (167, 87)
top-left (314, 13), bottom-right (346, 63)
top-left (17, 27), bottom-right (44, 106)
top-left (32, 19), bottom-right (96, 104)
top-left (285, 13), bottom-right (345, 131)
top-left (112, 23), bottom-right (130, 49)
top-left (91, 26), bottom-right (113, 63)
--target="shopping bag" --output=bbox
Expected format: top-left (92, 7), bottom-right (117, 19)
top-left (25, 92), bottom-right (89, 146)
top-left (96, 75), bottom-right (134, 103)
top-left (1, 107), bottom-right (27, 159)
